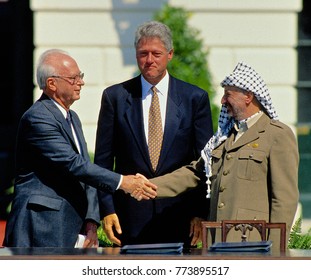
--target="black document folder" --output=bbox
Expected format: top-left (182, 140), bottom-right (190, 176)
top-left (209, 241), bottom-right (272, 252)
top-left (120, 242), bottom-right (184, 254)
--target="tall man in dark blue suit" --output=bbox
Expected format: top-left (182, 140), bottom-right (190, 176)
top-left (94, 21), bottom-right (213, 247)
top-left (3, 49), bottom-right (157, 247)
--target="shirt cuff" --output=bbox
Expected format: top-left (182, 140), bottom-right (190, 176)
top-left (116, 174), bottom-right (122, 190)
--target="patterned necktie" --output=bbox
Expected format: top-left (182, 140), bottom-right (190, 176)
top-left (148, 86), bottom-right (163, 172)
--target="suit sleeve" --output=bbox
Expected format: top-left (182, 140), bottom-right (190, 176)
top-left (75, 147), bottom-right (99, 224)
top-left (150, 157), bottom-right (206, 197)
top-left (193, 89), bottom-right (214, 154)
top-left (94, 89), bottom-right (117, 217)
top-left (190, 89), bottom-right (213, 219)
top-left (21, 108), bottom-right (121, 194)
top-left (94, 90), bottom-right (116, 171)
top-left (269, 124), bottom-right (299, 241)
top-left (85, 185), bottom-right (100, 224)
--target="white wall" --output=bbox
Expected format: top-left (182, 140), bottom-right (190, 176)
top-left (30, 0), bottom-right (302, 152)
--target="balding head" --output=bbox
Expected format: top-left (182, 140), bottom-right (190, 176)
top-left (36, 49), bottom-right (78, 90)
top-left (36, 49), bottom-right (84, 110)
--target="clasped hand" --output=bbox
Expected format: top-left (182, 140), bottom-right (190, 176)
top-left (120, 174), bottom-right (157, 201)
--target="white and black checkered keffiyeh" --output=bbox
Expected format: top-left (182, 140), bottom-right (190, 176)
top-left (201, 62), bottom-right (278, 198)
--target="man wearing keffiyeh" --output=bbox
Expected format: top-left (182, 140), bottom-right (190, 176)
top-left (149, 62), bottom-right (299, 248)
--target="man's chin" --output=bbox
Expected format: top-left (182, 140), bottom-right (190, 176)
top-left (143, 72), bottom-right (156, 79)
top-left (142, 74), bottom-right (158, 84)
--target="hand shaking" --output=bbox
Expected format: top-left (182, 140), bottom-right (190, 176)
top-left (120, 174), bottom-right (157, 201)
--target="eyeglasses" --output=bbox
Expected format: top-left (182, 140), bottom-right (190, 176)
top-left (51, 73), bottom-right (84, 85)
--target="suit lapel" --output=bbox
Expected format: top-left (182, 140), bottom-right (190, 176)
top-left (40, 94), bottom-right (80, 154)
top-left (157, 76), bottom-right (182, 172)
top-left (70, 110), bottom-right (87, 157)
top-left (123, 76), bottom-right (184, 173)
top-left (124, 78), bottom-right (151, 166)
top-left (224, 129), bottom-right (237, 150)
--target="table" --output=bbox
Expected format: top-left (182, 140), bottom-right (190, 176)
top-left (1, 247), bottom-right (311, 260)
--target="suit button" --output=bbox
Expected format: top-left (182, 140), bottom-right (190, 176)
top-left (226, 154), bottom-right (232, 160)
top-left (218, 202), bottom-right (225, 208)
top-left (219, 186), bottom-right (225, 192)
top-left (223, 170), bottom-right (230, 176)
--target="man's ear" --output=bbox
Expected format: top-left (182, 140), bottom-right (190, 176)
top-left (245, 92), bottom-right (254, 105)
top-left (46, 77), bottom-right (57, 91)
top-left (168, 49), bottom-right (174, 61)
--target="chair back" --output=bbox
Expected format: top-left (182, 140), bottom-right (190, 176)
top-left (201, 220), bottom-right (286, 252)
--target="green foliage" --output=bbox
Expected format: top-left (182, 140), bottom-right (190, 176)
top-left (5, 185), bottom-right (14, 214)
top-left (288, 217), bottom-right (311, 249)
top-left (89, 152), bottom-right (94, 163)
top-left (97, 222), bottom-right (113, 247)
top-left (154, 4), bottom-right (219, 131)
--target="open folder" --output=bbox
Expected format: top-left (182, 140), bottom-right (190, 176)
top-left (209, 240), bottom-right (272, 252)
top-left (120, 242), bottom-right (184, 254)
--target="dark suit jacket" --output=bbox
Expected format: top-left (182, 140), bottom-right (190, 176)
top-left (94, 75), bottom-right (213, 246)
top-left (4, 94), bottom-right (121, 247)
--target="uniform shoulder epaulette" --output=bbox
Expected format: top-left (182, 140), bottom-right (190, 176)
top-left (270, 119), bottom-right (285, 129)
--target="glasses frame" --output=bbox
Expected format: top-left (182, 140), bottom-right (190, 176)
top-left (51, 72), bottom-right (84, 85)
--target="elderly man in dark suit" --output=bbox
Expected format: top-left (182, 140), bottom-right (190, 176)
top-left (94, 21), bottom-right (213, 247)
top-left (3, 49), bottom-right (157, 248)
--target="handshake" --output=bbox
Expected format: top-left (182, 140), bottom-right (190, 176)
top-left (120, 173), bottom-right (157, 201)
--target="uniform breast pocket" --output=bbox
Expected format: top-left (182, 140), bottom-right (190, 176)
top-left (237, 150), bottom-right (266, 181)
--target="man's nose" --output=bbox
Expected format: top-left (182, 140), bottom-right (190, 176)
top-left (146, 52), bottom-right (153, 62)
top-left (77, 79), bottom-right (85, 86)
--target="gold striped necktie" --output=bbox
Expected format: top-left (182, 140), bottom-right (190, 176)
top-left (148, 86), bottom-right (163, 171)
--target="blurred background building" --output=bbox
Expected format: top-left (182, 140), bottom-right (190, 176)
top-left (0, 0), bottom-right (310, 226)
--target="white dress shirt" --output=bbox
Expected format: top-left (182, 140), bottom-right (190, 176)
top-left (52, 99), bottom-right (81, 153)
top-left (141, 71), bottom-right (169, 143)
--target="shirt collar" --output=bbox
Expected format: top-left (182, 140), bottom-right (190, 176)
top-left (51, 98), bottom-right (67, 119)
top-left (141, 71), bottom-right (169, 98)
top-left (237, 110), bottom-right (263, 131)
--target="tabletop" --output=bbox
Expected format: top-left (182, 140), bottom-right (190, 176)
top-left (1, 246), bottom-right (311, 260)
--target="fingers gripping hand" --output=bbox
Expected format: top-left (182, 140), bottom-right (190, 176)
top-left (130, 188), bottom-right (143, 201)
top-left (121, 175), bottom-right (157, 200)
top-left (135, 173), bottom-right (148, 180)
top-left (131, 173), bottom-right (158, 200)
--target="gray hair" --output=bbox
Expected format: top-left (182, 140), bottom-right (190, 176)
top-left (36, 49), bottom-right (69, 90)
top-left (134, 21), bottom-right (173, 52)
